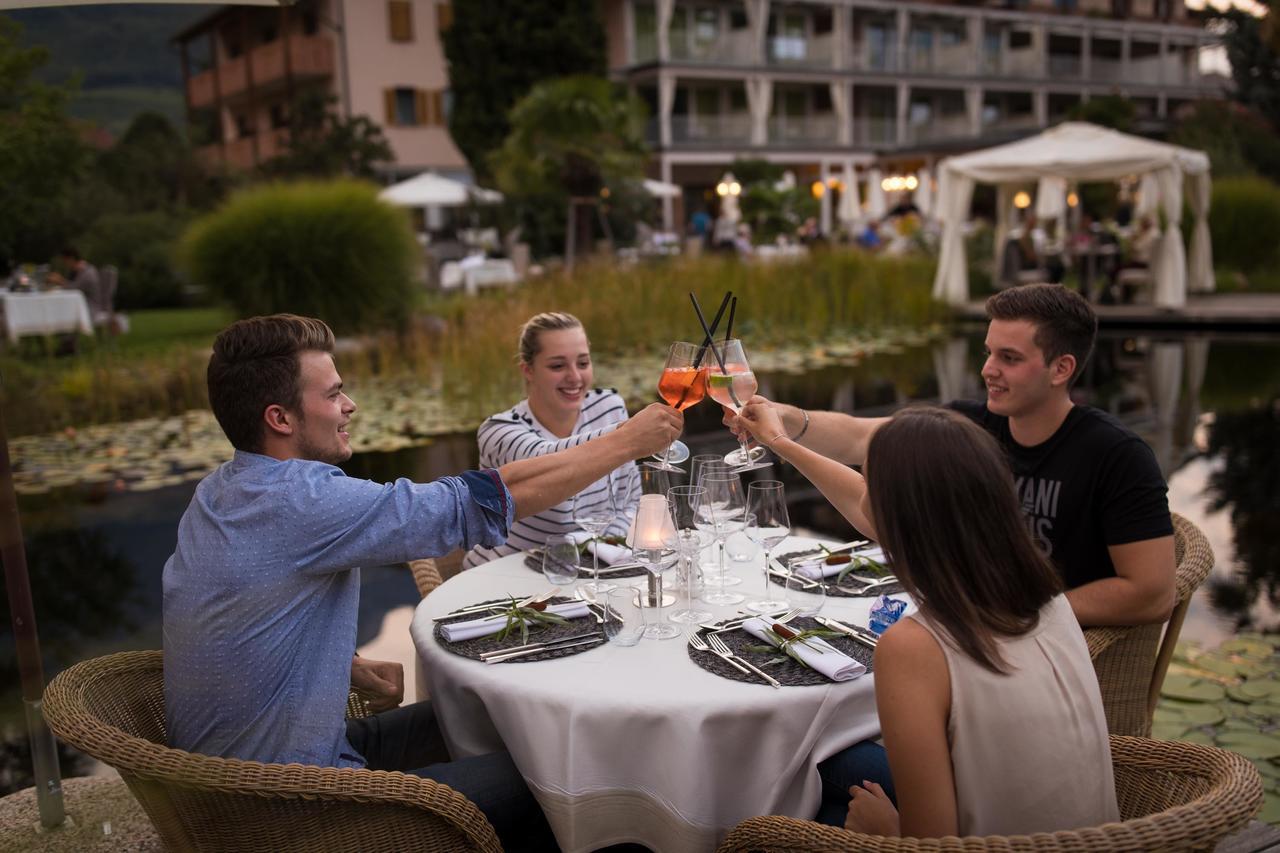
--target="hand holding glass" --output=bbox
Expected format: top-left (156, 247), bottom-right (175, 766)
top-left (706, 339), bottom-right (770, 471)
top-left (647, 341), bottom-right (706, 472)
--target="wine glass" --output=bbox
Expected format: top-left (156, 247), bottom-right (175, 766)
top-left (665, 485), bottom-right (713, 624)
top-left (646, 342), bottom-right (706, 472)
top-left (573, 479), bottom-right (617, 596)
top-left (744, 481), bottom-right (791, 613)
top-left (706, 339), bottom-right (771, 471)
top-left (541, 534), bottom-right (581, 587)
top-left (691, 455), bottom-right (732, 579)
top-left (696, 472), bottom-right (747, 605)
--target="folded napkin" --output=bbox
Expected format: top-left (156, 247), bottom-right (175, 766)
top-left (568, 530), bottom-right (633, 565)
top-left (742, 617), bottom-right (866, 682)
top-left (792, 546), bottom-right (887, 581)
top-left (440, 601), bottom-right (591, 643)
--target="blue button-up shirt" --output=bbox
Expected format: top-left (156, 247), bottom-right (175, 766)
top-left (162, 451), bottom-right (512, 768)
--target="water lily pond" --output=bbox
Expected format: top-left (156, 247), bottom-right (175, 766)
top-left (3, 325), bottom-right (1280, 809)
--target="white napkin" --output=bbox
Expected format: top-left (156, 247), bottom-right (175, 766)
top-left (742, 617), bottom-right (866, 682)
top-left (440, 601), bottom-right (591, 643)
top-left (792, 546), bottom-right (888, 581)
top-left (569, 530), bottom-right (633, 565)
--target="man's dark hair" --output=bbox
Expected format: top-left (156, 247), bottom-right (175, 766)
top-left (207, 314), bottom-right (336, 453)
top-left (59, 247), bottom-right (81, 261)
top-left (985, 284), bottom-right (1097, 386)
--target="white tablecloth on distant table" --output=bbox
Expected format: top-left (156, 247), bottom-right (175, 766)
top-left (0, 291), bottom-right (92, 344)
top-left (411, 537), bottom-right (890, 853)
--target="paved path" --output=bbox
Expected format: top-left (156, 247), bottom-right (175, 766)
top-left (961, 293), bottom-right (1280, 330)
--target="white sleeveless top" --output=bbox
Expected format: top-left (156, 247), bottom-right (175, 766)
top-left (909, 594), bottom-right (1120, 837)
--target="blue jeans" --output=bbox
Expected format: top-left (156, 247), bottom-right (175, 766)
top-left (347, 702), bottom-right (558, 852)
top-left (813, 740), bottom-right (897, 827)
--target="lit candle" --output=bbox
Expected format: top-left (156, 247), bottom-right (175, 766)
top-left (627, 495), bottom-right (675, 552)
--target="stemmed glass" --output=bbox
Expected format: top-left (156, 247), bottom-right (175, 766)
top-left (696, 472), bottom-right (747, 606)
top-left (628, 495), bottom-right (682, 640)
top-left (691, 454), bottom-right (731, 581)
top-left (666, 485), bottom-right (713, 624)
top-left (706, 339), bottom-right (771, 471)
top-left (646, 341), bottom-right (707, 472)
top-left (573, 476), bottom-right (618, 596)
top-left (744, 481), bottom-right (791, 613)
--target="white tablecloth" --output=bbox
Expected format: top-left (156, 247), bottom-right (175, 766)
top-left (0, 291), bottom-right (92, 344)
top-left (411, 538), bottom-right (888, 853)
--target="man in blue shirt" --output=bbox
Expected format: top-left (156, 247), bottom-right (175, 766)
top-left (163, 314), bottom-right (682, 849)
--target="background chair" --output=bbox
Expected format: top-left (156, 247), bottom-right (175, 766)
top-left (1085, 513), bottom-right (1214, 737)
top-left (42, 650), bottom-right (502, 853)
top-left (409, 557), bottom-right (444, 703)
top-left (716, 735), bottom-right (1261, 852)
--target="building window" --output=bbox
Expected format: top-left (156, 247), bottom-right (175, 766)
top-left (260, 21), bottom-right (279, 44)
top-left (384, 87), bottom-right (447, 126)
top-left (222, 27), bottom-right (244, 59)
top-left (397, 87), bottom-right (419, 124)
top-left (1054, 0), bottom-right (1078, 11)
top-left (302, 11), bottom-right (319, 35)
top-left (437, 3), bottom-right (453, 33)
top-left (236, 113), bottom-right (255, 138)
top-left (389, 0), bottom-right (414, 42)
top-left (270, 103), bottom-right (289, 129)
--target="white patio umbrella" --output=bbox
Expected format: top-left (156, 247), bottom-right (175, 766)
top-left (913, 168), bottom-right (934, 219)
top-left (865, 168), bottom-right (886, 220)
top-left (379, 172), bottom-right (503, 207)
top-left (642, 178), bottom-right (681, 198)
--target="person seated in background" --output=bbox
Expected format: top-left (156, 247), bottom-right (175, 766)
top-left (48, 247), bottom-right (105, 313)
top-left (730, 284), bottom-right (1174, 629)
top-left (163, 314), bottom-right (681, 852)
top-left (464, 312), bottom-right (641, 568)
top-left (807, 408), bottom-right (1119, 837)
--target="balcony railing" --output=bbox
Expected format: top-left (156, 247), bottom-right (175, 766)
top-left (1089, 57), bottom-right (1123, 83)
top-left (767, 34), bottom-right (833, 68)
top-left (670, 113), bottom-right (751, 145)
top-left (670, 30), bottom-right (756, 64)
top-left (187, 34), bottom-right (335, 108)
top-left (768, 113), bottom-right (837, 145)
top-left (1048, 54), bottom-right (1082, 79)
top-left (1002, 49), bottom-right (1042, 78)
top-left (853, 116), bottom-right (896, 147)
top-left (905, 114), bottom-right (972, 145)
top-left (635, 33), bottom-right (658, 63)
top-left (852, 44), bottom-right (899, 73)
top-left (982, 114), bottom-right (1041, 138)
top-left (1128, 56), bottom-right (1164, 85)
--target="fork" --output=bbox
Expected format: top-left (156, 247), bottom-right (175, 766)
top-left (706, 633), bottom-right (781, 689)
top-left (688, 632), bottom-right (750, 675)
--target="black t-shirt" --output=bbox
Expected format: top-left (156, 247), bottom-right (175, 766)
top-left (947, 400), bottom-right (1173, 590)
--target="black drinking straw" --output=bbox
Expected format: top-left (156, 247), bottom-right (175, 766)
top-left (689, 293), bottom-right (741, 408)
top-left (692, 291), bottom-right (732, 369)
top-left (723, 296), bottom-right (737, 343)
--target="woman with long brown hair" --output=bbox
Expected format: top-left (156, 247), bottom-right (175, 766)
top-left (739, 404), bottom-right (1118, 837)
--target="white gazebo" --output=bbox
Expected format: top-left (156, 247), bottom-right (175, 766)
top-left (379, 172), bottom-right (504, 207)
top-left (932, 122), bottom-right (1213, 309)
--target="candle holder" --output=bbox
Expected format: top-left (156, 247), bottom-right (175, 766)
top-left (627, 495), bottom-right (681, 640)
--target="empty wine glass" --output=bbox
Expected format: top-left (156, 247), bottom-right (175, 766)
top-left (744, 481), bottom-right (791, 613)
top-left (646, 342), bottom-right (706, 472)
top-left (705, 339), bottom-right (771, 472)
top-left (665, 485), bottom-right (713, 624)
top-left (573, 478), bottom-right (617, 596)
top-left (541, 534), bottom-right (581, 587)
top-left (697, 472), bottom-right (747, 605)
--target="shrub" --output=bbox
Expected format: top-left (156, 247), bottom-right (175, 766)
top-left (179, 180), bottom-right (419, 333)
top-left (1209, 177), bottom-right (1280, 275)
top-left (78, 211), bottom-right (189, 310)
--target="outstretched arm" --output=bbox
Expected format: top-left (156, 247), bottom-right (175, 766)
top-left (726, 398), bottom-right (888, 465)
top-left (499, 403), bottom-right (681, 519)
top-left (737, 397), bottom-right (880, 538)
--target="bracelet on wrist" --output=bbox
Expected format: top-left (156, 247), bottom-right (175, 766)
top-left (789, 409), bottom-right (811, 443)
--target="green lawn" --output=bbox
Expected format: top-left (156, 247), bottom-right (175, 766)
top-left (115, 306), bottom-right (234, 355)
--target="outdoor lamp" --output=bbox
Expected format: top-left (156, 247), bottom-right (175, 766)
top-left (1014, 191), bottom-right (1032, 209)
top-left (811, 181), bottom-right (826, 199)
top-left (1067, 192), bottom-right (1079, 208)
top-left (905, 175), bottom-right (919, 191)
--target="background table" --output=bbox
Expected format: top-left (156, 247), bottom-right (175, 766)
top-left (0, 291), bottom-right (92, 345)
top-left (411, 537), bottom-right (893, 853)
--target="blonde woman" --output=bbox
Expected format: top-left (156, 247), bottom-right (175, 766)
top-left (463, 313), bottom-right (643, 568)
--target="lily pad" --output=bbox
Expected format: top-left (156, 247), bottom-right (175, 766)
top-left (1252, 759), bottom-right (1280, 780)
top-left (1178, 730), bottom-right (1216, 745)
top-left (1191, 654), bottom-right (1247, 679)
top-left (1260, 792), bottom-right (1280, 825)
top-left (1157, 701), bottom-right (1224, 726)
top-left (1214, 732), bottom-right (1280, 760)
top-left (1161, 675), bottom-right (1227, 703)
top-left (1220, 639), bottom-right (1275, 657)
top-left (1152, 721), bottom-right (1189, 741)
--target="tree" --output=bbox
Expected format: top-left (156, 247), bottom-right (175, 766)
top-left (260, 90), bottom-right (393, 180)
top-left (1065, 94), bottom-right (1135, 132)
top-left (490, 76), bottom-right (648, 260)
top-left (0, 17), bottom-right (88, 269)
top-left (443, 0), bottom-right (605, 181)
top-left (1216, 9), bottom-right (1280, 131)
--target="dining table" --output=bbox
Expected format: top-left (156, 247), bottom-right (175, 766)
top-left (410, 536), bottom-right (902, 853)
top-left (0, 289), bottom-right (93, 345)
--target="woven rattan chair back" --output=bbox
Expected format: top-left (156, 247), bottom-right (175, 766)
top-left (43, 651), bottom-right (503, 853)
top-left (1084, 513), bottom-right (1214, 737)
top-left (715, 735), bottom-right (1261, 852)
top-left (410, 557), bottom-right (445, 599)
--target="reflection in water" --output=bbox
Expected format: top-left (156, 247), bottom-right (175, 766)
top-left (1203, 396), bottom-right (1280, 632)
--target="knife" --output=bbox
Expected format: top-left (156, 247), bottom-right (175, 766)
top-left (479, 630), bottom-right (600, 660)
top-left (431, 588), bottom-right (560, 622)
top-left (768, 566), bottom-right (820, 589)
top-left (815, 616), bottom-right (879, 649)
top-left (482, 635), bottom-right (605, 663)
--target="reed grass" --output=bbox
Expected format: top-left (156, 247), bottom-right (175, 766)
top-left (2, 250), bottom-right (942, 438)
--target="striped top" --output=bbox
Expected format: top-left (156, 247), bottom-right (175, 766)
top-left (462, 388), bottom-right (641, 568)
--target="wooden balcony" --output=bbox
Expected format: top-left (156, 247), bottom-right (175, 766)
top-left (187, 34), bottom-right (335, 108)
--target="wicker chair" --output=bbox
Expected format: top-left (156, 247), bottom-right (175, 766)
top-left (716, 735), bottom-right (1262, 852)
top-left (409, 557), bottom-right (445, 599)
top-left (42, 651), bottom-right (502, 853)
top-left (1084, 513), bottom-right (1214, 738)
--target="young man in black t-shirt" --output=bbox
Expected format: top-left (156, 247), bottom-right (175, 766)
top-left (730, 284), bottom-right (1175, 627)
